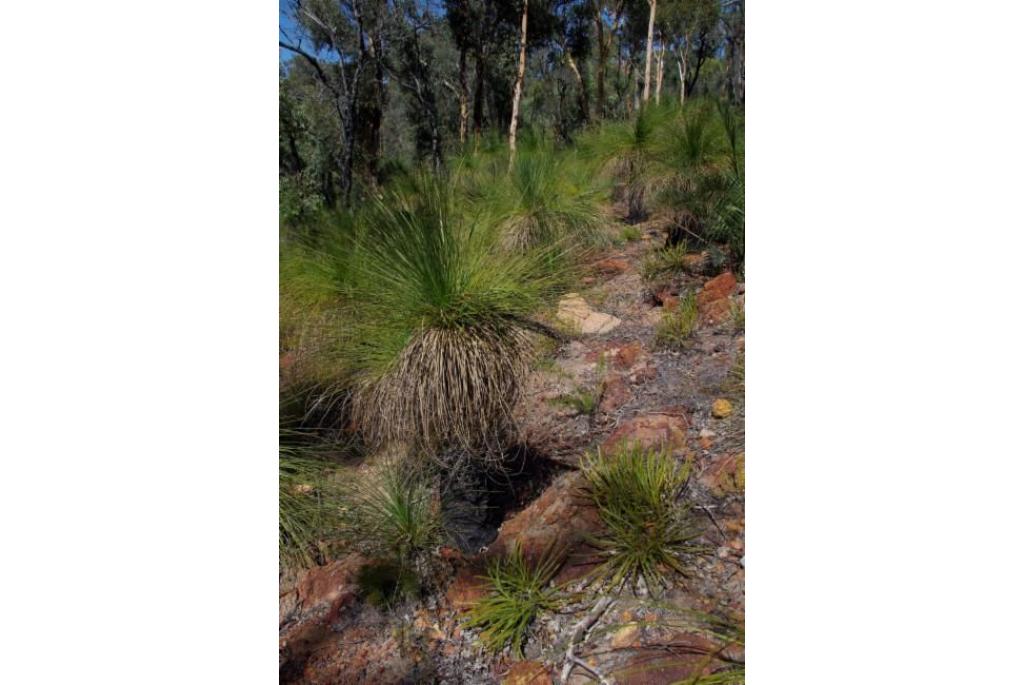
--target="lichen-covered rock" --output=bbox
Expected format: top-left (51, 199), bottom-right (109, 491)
top-left (711, 398), bottom-right (733, 418)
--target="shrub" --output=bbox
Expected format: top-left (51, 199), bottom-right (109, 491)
top-left (580, 445), bottom-right (702, 593)
top-left (465, 542), bottom-right (564, 656)
top-left (655, 292), bottom-right (699, 348)
top-left (280, 171), bottom-right (325, 228)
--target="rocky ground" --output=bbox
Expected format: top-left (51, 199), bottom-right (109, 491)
top-left (280, 213), bottom-right (745, 684)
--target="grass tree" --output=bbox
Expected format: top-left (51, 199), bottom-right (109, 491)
top-left (340, 178), bottom-right (567, 454)
top-left (581, 444), bottom-right (704, 593)
top-left (473, 146), bottom-right (606, 251)
top-left (582, 102), bottom-right (678, 221)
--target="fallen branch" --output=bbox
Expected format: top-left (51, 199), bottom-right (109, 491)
top-left (559, 596), bottom-right (615, 684)
top-left (511, 315), bottom-right (571, 343)
top-left (695, 503), bottom-right (727, 541)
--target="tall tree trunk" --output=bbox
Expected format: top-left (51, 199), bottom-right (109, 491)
top-left (565, 50), bottom-right (590, 123)
top-left (508, 0), bottom-right (528, 171)
top-left (677, 58), bottom-right (685, 106)
top-left (678, 33), bottom-right (690, 107)
top-left (641, 0), bottom-right (657, 103)
top-left (458, 48), bottom-right (469, 144)
top-left (595, 14), bottom-right (606, 118)
top-left (655, 39), bottom-right (665, 105)
top-left (685, 29), bottom-right (710, 96)
top-left (473, 49), bottom-right (486, 140)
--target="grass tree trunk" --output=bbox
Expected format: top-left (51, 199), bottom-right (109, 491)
top-left (641, 0), bottom-right (657, 103)
top-left (508, 0), bottom-right (529, 171)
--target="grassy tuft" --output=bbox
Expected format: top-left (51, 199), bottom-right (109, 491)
top-left (339, 457), bottom-right (441, 581)
top-left (642, 241), bottom-right (689, 281)
top-left (550, 387), bottom-right (599, 416)
top-left (580, 445), bottom-right (702, 593)
top-left (730, 300), bottom-right (745, 333)
top-left (621, 226), bottom-right (642, 242)
top-left (655, 292), bottom-right (699, 349)
top-left (279, 442), bottom-right (343, 571)
top-left (465, 542), bottom-right (564, 656)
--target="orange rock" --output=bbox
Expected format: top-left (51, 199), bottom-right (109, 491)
top-left (630, 363), bottom-right (658, 384)
top-left (603, 411), bottom-right (688, 455)
top-left (487, 472), bottom-right (601, 566)
top-left (502, 661), bottom-right (552, 685)
top-left (599, 374), bottom-right (632, 414)
top-left (613, 341), bottom-right (644, 369)
top-left (700, 453), bottom-right (745, 497)
top-left (696, 271), bottom-right (737, 306)
top-left (699, 297), bottom-right (733, 325)
top-left (446, 564), bottom-right (489, 610)
top-left (592, 257), bottom-right (630, 276)
top-left (291, 555), bottom-right (366, 621)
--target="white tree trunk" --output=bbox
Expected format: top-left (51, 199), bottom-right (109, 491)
top-left (508, 1), bottom-right (529, 171)
top-left (677, 59), bottom-right (685, 106)
top-left (642, 0), bottom-right (657, 103)
top-left (678, 33), bottom-right (690, 107)
top-left (655, 40), bottom-right (665, 105)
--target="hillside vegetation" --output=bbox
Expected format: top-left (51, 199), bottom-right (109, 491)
top-left (280, 2), bottom-right (744, 682)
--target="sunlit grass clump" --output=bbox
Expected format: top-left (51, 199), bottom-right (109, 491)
top-left (581, 445), bottom-right (702, 593)
top-left (466, 543), bottom-right (564, 656)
